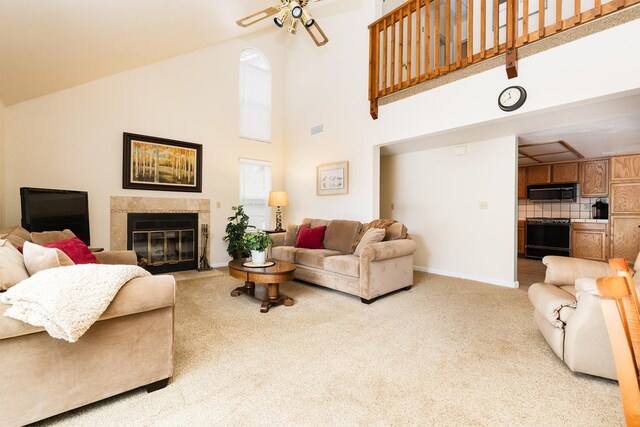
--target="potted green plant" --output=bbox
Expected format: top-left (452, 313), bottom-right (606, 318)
top-left (243, 231), bottom-right (272, 265)
top-left (223, 205), bottom-right (254, 259)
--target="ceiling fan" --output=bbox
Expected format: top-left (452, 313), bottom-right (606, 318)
top-left (236, 0), bottom-right (329, 47)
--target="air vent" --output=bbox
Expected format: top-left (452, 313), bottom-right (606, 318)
top-left (311, 124), bottom-right (324, 136)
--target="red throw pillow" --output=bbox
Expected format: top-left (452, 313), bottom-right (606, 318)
top-left (45, 237), bottom-right (100, 265)
top-left (295, 225), bottom-right (327, 249)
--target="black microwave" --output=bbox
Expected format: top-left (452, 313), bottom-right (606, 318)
top-left (527, 183), bottom-right (577, 202)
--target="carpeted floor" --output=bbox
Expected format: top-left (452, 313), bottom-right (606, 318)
top-left (40, 271), bottom-right (623, 426)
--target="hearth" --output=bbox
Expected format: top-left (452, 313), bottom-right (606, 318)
top-left (127, 213), bottom-right (198, 274)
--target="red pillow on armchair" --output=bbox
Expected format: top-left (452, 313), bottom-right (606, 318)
top-left (295, 226), bottom-right (327, 249)
top-left (45, 237), bottom-right (100, 264)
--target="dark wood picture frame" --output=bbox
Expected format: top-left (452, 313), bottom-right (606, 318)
top-left (123, 132), bottom-right (203, 193)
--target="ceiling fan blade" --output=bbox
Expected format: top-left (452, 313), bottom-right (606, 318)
top-left (304, 20), bottom-right (329, 47)
top-left (236, 6), bottom-right (280, 28)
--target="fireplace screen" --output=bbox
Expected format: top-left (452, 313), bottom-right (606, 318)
top-left (133, 229), bottom-right (195, 265)
top-left (127, 213), bottom-right (198, 273)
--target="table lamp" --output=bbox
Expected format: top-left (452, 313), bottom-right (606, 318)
top-left (268, 191), bottom-right (289, 232)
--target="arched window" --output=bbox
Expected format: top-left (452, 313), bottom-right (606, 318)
top-left (239, 48), bottom-right (272, 143)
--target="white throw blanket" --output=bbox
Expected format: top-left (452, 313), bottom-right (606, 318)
top-left (0, 264), bottom-right (150, 342)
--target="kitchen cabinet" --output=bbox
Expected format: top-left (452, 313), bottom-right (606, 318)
top-left (611, 154), bottom-right (640, 182)
top-left (552, 162), bottom-right (579, 183)
top-left (580, 159), bottom-right (608, 197)
top-left (610, 216), bottom-right (640, 264)
top-left (518, 220), bottom-right (525, 256)
top-left (610, 182), bottom-right (640, 214)
top-left (526, 165), bottom-right (551, 185)
top-left (518, 167), bottom-right (526, 200)
top-left (572, 223), bottom-right (607, 261)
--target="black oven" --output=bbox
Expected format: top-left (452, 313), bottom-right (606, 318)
top-left (525, 218), bottom-right (571, 259)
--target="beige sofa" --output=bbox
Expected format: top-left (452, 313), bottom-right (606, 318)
top-left (0, 227), bottom-right (175, 426)
top-left (528, 254), bottom-right (640, 380)
top-left (270, 218), bottom-right (417, 304)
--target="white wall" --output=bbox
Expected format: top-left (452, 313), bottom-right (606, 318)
top-left (4, 32), bottom-right (286, 266)
top-left (380, 136), bottom-right (518, 287)
top-left (0, 98), bottom-right (5, 228)
top-left (282, 0), bottom-right (378, 224)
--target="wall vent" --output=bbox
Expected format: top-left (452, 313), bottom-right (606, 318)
top-left (311, 124), bottom-right (324, 136)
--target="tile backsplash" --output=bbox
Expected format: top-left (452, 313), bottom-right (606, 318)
top-left (518, 185), bottom-right (608, 219)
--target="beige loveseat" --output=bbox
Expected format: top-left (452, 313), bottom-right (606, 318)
top-left (270, 218), bottom-right (417, 304)
top-left (528, 254), bottom-right (640, 380)
top-left (0, 227), bottom-right (175, 426)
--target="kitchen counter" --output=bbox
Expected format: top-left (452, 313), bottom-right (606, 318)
top-left (518, 218), bottom-right (608, 223)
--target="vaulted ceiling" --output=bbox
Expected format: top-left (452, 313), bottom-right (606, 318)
top-left (0, 0), bottom-right (338, 106)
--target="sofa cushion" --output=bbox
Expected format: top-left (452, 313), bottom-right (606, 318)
top-left (302, 218), bottom-right (329, 228)
top-left (0, 240), bottom-right (30, 291)
top-left (31, 229), bottom-right (77, 246)
top-left (271, 246), bottom-right (298, 264)
top-left (354, 228), bottom-right (386, 257)
top-left (351, 219), bottom-right (399, 252)
top-left (323, 220), bottom-right (362, 253)
top-left (295, 226), bottom-right (327, 249)
top-left (635, 251), bottom-right (640, 272)
top-left (295, 249), bottom-right (343, 269)
top-left (324, 255), bottom-right (360, 278)
top-left (22, 241), bottom-right (75, 276)
top-left (0, 226), bottom-right (33, 249)
top-left (384, 222), bottom-right (408, 241)
top-left (284, 224), bottom-right (300, 247)
top-left (45, 237), bottom-right (100, 265)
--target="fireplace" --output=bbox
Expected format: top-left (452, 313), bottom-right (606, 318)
top-left (127, 213), bottom-right (198, 274)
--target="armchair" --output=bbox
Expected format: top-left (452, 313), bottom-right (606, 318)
top-left (528, 253), bottom-right (640, 380)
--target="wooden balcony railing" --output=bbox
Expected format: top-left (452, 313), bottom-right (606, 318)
top-left (368, 0), bottom-right (640, 119)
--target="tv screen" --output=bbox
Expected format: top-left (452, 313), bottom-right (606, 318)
top-left (20, 187), bottom-right (91, 245)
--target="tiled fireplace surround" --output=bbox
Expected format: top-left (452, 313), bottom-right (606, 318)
top-left (110, 196), bottom-right (210, 257)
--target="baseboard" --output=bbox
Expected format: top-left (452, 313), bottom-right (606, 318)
top-left (210, 262), bottom-right (228, 269)
top-left (413, 266), bottom-right (519, 288)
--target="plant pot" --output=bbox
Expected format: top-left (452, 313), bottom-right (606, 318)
top-left (251, 250), bottom-right (266, 265)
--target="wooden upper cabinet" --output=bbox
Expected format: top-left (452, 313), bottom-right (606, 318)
top-left (611, 154), bottom-right (640, 182)
top-left (611, 182), bottom-right (640, 214)
top-left (551, 162), bottom-right (579, 183)
top-left (580, 159), bottom-right (609, 197)
top-left (526, 165), bottom-right (551, 185)
top-left (518, 167), bottom-right (526, 199)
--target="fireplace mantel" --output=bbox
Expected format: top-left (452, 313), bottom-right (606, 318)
top-left (110, 196), bottom-right (210, 255)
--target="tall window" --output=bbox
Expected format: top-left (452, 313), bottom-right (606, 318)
top-left (240, 159), bottom-right (272, 230)
top-left (239, 48), bottom-right (272, 143)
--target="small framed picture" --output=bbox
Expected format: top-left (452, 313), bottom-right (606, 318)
top-left (317, 161), bottom-right (349, 196)
top-left (123, 133), bottom-right (203, 193)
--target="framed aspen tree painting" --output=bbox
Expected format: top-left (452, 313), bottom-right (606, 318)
top-left (317, 161), bottom-right (349, 196)
top-left (123, 133), bottom-right (203, 192)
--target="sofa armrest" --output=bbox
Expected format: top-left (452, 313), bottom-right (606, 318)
top-left (270, 232), bottom-right (286, 248)
top-left (95, 250), bottom-right (138, 265)
top-left (542, 256), bottom-right (610, 287)
top-left (360, 239), bottom-right (417, 262)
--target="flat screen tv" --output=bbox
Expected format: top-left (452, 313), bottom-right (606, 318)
top-left (20, 187), bottom-right (91, 245)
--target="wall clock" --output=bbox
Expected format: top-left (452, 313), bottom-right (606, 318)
top-left (498, 86), bottom-right (527, 112)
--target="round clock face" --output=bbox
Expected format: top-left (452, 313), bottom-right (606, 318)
top-left (498, 86), bottom-right (527, 111)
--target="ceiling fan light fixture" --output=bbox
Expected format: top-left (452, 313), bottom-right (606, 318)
top-left (290, 1), bottom-right (303, 19)
top-left (274, 9), bottom-right (290, 27)
top-left (287, 17), bottom-right (299, 34)
top-left (300, 9), bottom-right (314, 27)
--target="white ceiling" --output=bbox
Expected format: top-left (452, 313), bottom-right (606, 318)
top-left (518, 114), bottom-right (640, 162)
top-left (0, 0), bottom-right (336, 106)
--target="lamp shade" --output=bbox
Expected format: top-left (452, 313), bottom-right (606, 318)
top-left (268, 191), bottom-right (289, 207)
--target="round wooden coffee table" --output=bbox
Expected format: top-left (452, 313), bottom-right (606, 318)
top-left (228, 259), bottom-right (296, 313)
